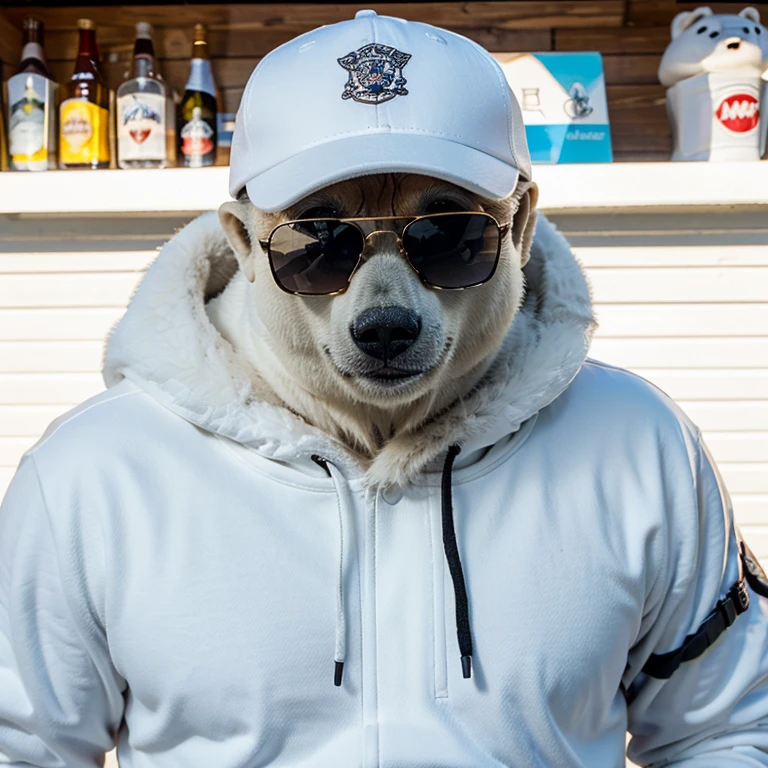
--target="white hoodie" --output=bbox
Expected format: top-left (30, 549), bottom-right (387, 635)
top-left (1, 213), bottom-right (768, 768)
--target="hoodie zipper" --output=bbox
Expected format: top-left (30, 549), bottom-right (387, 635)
top-left (315, 449), bottom-right (473, 749)
top-left (365, 487), bottom-right (381, 766)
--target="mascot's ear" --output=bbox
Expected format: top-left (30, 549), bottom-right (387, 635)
top-left (739, 7), bottom-right (761, 24)
top-left (219, 199), bottom-right (256, 283)
top-left (512, 181), bottom-right (539, 269)
top-left (671, 6), bottom-right (713, 39)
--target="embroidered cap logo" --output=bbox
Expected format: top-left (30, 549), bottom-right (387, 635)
top-left (338, 43), bottom-right (412, 104)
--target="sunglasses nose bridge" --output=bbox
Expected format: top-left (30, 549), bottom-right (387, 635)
top-left (360, 229), bottom-right (405, 262)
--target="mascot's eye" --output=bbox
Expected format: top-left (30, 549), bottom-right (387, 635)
top-left (697, 25), bottom-right (708, 34)
top-left (744, 26), bottom-right (751, 34)
top-left (709, 30), bottom-right (719, 38)
top-left (756, 27), bottom-right (762, 34)
top-left (425, 199), bottom-right (467, 214)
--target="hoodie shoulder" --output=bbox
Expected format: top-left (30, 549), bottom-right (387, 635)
top-left (551, 358), bottom-right (700, 441)
top-left (27, 380), bottom-right (192, 471)
top-left (579, 358), bottom-right (688, 409)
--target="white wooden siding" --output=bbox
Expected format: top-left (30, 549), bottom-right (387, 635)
top-left (0, 308), bottom-right (124, 339)
top-left (562, 209), bottom-right (768, 561)
top-left (0, 209), bottom-right (766, 565)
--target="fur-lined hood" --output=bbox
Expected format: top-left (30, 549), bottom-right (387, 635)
top-left (103, 212), bottom-right (595, 486)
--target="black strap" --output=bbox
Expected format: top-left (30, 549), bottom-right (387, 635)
top-left (642, 578), bottom-right (749, 679)
top-left (642, 529), bottom-right (756, 681)
top-left (622, 531), bottom-right (764, 700)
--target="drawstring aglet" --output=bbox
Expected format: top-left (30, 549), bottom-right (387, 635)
top-left (334, 660), bottom-right (344, 686)
top-left (461, 654), bottom-right (472, 679)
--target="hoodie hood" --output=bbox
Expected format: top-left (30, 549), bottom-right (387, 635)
top-left (103, 211), bottom-right (595, 486)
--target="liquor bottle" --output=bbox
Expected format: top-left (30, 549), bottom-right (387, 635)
top-left (178, 24), bottom-right (217, 167)
top-left (117, 22), bottom-right (167, 169)
top-left (6, 18), bottom-right (58, 171)
top-left (59, 18), bottom-right (110, 169)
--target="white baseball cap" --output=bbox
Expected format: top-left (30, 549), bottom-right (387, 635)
top-left (229, 9), bottom-right (532, 212)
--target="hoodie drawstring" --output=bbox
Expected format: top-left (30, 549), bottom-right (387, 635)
top-left (312, 445), bottom-right (473, 687)
top-left (311, 455), bottom-right (348, 687)
top-left (441, 444), bottom-right (473, 679)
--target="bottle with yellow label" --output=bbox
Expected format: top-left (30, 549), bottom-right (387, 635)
top-left (59, 18), bottom-right (110, 169)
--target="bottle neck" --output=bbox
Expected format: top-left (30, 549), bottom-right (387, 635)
top-left (185, 57), bottom-right (216, 98)
top-left (17, 21), bottom-right (48, 75)
top-left (73, 28), bottom-right (101, 80)
top-left (16, 41), bottom-right (50, 77)
top-left (192, 38), bottom-right (209, 61)
top-left (132, 35), bottom-right (157, 79)
top-left (20, 42), bottom-right (46, 65)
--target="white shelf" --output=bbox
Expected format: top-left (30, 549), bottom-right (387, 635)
top-left (0, 162), bottom-right (766, 215)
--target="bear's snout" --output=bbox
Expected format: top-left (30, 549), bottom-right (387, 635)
top-left (351, 306), bottom-right (422, 362)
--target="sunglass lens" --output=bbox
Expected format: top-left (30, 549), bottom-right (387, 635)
top-left (268, 220), bottom-right (364, 295)
top-left (403, 213), bottom-right (501, 289)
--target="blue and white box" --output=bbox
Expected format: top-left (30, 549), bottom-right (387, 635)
top-left (496, 52), bottom-right (613, 163)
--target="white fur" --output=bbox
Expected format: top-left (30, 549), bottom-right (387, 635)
top-left (104, 210), bottom-right (595, 487)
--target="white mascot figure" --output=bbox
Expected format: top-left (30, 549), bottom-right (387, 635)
top-left (658, 6), bottom-right (768, 160)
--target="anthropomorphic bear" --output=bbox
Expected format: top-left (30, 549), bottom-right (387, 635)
top-left (3, 10), bottom-right (768, 768)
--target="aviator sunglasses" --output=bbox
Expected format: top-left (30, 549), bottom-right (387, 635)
top-left (258, 211), bottom-right (511, 296)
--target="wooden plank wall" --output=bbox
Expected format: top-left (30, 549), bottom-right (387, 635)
top-left (2, 1), bottom-right (767, 162)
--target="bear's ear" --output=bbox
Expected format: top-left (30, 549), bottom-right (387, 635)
top-left (219, 200), bottom-right (257, 283)
top-left (739, 7), bottom-right (761, 24)
top-left (671, 6), bottom-right (713, 39)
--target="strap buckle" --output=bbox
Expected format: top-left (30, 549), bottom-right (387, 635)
top-left (716, 579), bottom-right (749, 629)
top-left (734, 579), bottom-right (750, 612)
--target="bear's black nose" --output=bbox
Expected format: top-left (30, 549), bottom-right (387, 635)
top-left (727, 40), bottom-right (741, 49)
top-left (351, 306), bottom-right (421, 362)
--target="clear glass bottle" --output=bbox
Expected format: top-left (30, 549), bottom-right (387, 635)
top-left (177, 24), bottom-right (217, 167)
top-left (6, 18), bottom-right (58, 171)
top-left (117, 22), bottom-right (168, 169)
top-left (59, 18), bottom-right (110, 169)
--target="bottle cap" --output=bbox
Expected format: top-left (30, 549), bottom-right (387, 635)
top-left (194, 23), bottom-right (207, 42)
top-left (136, 21), bottom-right (153, 38)
top-left (77, 18), bottom-right (95, 30)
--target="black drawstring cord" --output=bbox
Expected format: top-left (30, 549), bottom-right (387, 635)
top-left (441, 443), bottom-right (473, 679)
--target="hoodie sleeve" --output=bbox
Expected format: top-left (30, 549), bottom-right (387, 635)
top-left (625, 430), bottom-right (768, 767)
top-left (0, 454), bottom-right (126, 767)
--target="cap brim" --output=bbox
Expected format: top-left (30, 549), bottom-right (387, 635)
top-left (243, 133), bottom-right (520, 212)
